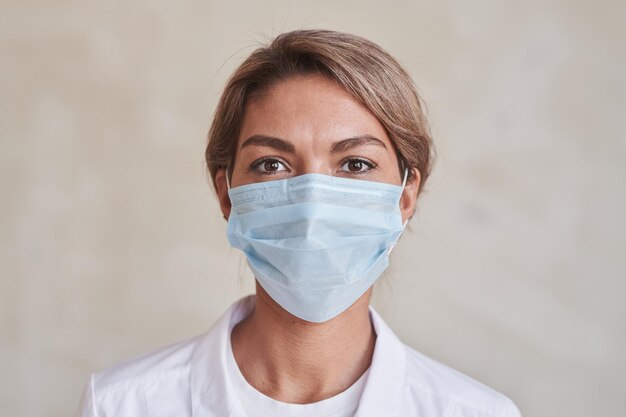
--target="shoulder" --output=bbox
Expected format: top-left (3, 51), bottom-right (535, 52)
top-left (401, 344), bottom-right (521, 417)
top-left (92, 333), bottom-right (203, 395)
top-left (366, 306), bottom-right (521, 417)
top-left (75, 298), bottom-right (250, 416)
top-left (76, 334), bottom-right (206, 417)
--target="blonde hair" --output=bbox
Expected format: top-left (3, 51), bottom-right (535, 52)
top-left (205, 29), bottom-right (433, 194)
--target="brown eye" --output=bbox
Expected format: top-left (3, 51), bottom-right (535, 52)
top-left (341, 158), bottom-right (374, 173)
top-left (252, 158), bottom-right (288, 174)
top-left (347, 160), bottom-right (364, 171)
top-left (264, 160), bottom-right (281, 172)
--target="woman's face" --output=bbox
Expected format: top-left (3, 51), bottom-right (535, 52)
top-left (215, 74), bottom-right (420, 223)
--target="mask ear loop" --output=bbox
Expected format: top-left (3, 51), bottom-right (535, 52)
top-left (401, 167), bottom-right (409, 190)
top-left (386, 167), bottom-right (410, 256)
top-left (225, 168), bottom-right (231, 190)
top-left (400, 167), bottom-right (409, 229)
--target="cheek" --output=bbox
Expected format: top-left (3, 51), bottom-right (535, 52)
top-left (228, 149), bottom-right (253, 187)
top-left (371, 152), bottom-right (403, 181)
top-left (382, 148), bottom-right (403, 180)
top-left (232, 148), bottom-right (256, 174)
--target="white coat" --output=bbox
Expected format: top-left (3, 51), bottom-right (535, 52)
top-left (75, 295), bottom-right (521, 417)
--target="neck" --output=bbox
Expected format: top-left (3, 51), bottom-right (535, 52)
top-left (230, 282), bottom-right (376, 404)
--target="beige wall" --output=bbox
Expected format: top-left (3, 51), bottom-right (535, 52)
top-left (2, 1), bottom-right (625, 416)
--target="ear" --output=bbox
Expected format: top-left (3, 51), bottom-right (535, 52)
top-left (400, 167), bottom-right (421, 224)
top-left (214, 168), bottom-right (232, 220)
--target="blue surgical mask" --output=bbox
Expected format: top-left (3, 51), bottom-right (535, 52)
top-left (226, 170), bottom-right (408, 322)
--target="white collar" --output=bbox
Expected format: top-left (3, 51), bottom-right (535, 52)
top-left (190, 295), bottom-right (407, 417)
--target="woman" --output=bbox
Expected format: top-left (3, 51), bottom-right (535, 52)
top-left (77, 29), bottom-right (521, 417)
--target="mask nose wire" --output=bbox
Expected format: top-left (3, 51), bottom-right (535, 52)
top-left (227, 167), bottom-right (407, 191)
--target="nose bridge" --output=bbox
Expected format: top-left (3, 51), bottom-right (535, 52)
top-left (295, 145), bottom-right (329, 176)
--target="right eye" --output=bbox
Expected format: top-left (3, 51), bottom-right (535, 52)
top-left (251, 157), bottom-right (288, 174)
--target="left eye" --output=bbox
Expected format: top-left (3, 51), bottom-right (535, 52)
top-left (341, 159), bottom-right (374, 173)
top-left (252, 158), bottom-right (288, 173)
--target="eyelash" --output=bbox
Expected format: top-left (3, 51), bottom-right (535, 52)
top-left (339, 157), bottom-right (377, 174)
top-left (250, 156), bottom-right (290, 175)
top-left (250, 156), bottom-right (377, 175)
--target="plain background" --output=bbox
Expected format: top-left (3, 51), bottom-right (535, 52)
top-left (1, 1), bottom-right (625, 416)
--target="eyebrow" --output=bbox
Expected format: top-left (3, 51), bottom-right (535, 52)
top-left (330, 135), bottom-right (387, 153)
top-left (241, 135), bottom-right (296, 153)
top-left (240, 134), bottom-right (387, 153)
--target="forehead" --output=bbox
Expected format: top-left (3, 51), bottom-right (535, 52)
top-left (237, 74), bottom-right (393, 150)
